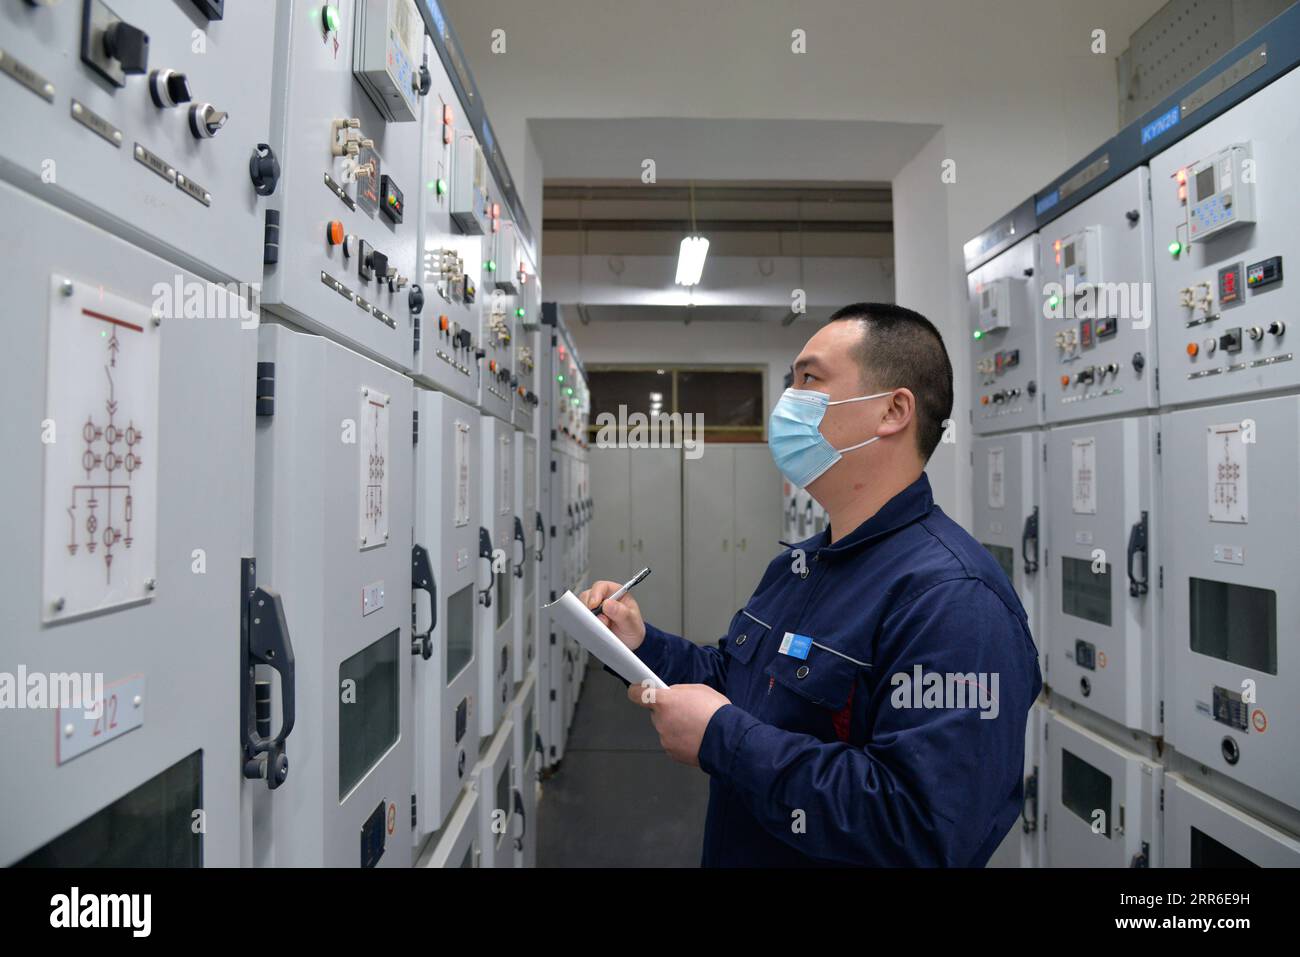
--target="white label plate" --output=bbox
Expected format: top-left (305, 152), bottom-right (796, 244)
top-left (43, 274), bottom-right (160, 622)
top-left (360, 387), bottom-right (390, 548)
top-left (57, 673), bottom-right (145, 764)
top-left (1207, 422), bottom-right (1248, 524)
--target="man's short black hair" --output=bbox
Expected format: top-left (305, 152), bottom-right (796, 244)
top-left (826, 302), bottom-right (954, 461)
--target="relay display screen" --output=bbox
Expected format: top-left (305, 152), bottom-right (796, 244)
top-left (1196, 164), bottom-right (1216, 200)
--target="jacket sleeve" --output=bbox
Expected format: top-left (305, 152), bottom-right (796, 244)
top-left (619, 621), bottom-right (728, 691)
top-left (697, 577), bottom-right (1041, 866)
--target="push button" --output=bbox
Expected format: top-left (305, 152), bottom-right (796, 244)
top-left (795, 665), bottom-right (809, 679)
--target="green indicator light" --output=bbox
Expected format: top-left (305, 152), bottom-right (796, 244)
top-left (436, 178), bottom-right (447, 195)
top-left (1168, 240), bottom-right (1182, 257)
top-left (515, 308), bottom-right (525, 318)
top-left (565, 387), bottom-right (574, 396)
top-left (1048, 294), bottom-right (1060, 309)
top-left (486, 259), bottom-right (496, 272)
top-left (972, 329), bottom-right (983, 340)
top-left (323, 5), bottom-right (340, 33)
top-left (557, 374), bottom-right (565, 383)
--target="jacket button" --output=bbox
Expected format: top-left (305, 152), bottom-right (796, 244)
top-left (735, 634), bottom-right (747, 646)
top-left (799, 567), bottom-right (810, 579)
top-left (796, 665), bottom-right (809, 679)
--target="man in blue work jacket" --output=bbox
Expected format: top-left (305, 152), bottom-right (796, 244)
top-left (581, 302), bottom-right (1042, 867)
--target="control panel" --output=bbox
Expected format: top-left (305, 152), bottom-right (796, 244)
top-left (968, 235), bottom-right (1041, 433)
top-left (1038, 167), bottom-right (1158, 422)
top-left (1186, 144), bottom-right (1256, 243)
top-left (0, 0), bottom-right (275, 285)
top-left (260, 0), bottom-right (426, 372)
top-left (1151, 69), bottom-right (1297, 405)
top-left (413, 38), bottom-right (483, 405)
top-left (352, 0), bottom-right (425, 123)
top-left (451, 132), bottom-right (490, 235)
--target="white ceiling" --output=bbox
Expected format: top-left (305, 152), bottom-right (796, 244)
top-left (528, 117), bottom-right (940, 184)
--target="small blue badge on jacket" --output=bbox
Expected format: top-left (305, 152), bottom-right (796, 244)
top-left (779, 632), bottom-right (813, 660)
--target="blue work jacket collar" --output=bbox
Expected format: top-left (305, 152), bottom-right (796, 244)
top-left (814, 472), bottom-right (936, 558)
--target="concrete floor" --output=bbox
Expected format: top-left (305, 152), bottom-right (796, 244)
top-left (537, 660), bottom-right (710, 867)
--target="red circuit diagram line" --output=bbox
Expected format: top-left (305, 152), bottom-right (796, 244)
top-left (81, 308), bottom-right (144, 333)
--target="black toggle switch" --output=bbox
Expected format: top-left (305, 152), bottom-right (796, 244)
top-left (408, 284), bottom-right (425, 315)
top-left (149, 69), bottom-right (191, 108)
top-left (104, 20), bottom-right (149, 76)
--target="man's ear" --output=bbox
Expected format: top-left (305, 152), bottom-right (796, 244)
top-left (876, 389), bottom-right (915, 438)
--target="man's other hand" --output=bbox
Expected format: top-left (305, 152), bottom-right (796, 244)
top-left (628, 682), bottom-right (730, 767)
top-left (579, 580), bottom-right (647, 651)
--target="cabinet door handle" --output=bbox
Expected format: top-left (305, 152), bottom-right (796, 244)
top-left (738, 537), bottom-right (747, 551)
top-left (618, 538), bottom-right (625, 552)
top-left (722, 538), bottom-right (729, 552)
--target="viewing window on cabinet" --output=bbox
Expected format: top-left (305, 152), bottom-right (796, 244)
top-left (587, 365), bottom-right (767, 443)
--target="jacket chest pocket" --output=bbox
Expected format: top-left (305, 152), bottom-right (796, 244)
top-left (720, 609), bottom-right (770, 701)
top-left (763, 644), bottom-right (861, 740)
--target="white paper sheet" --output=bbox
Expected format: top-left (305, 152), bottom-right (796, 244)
top-left (545, 590), bottom-right (667, 689)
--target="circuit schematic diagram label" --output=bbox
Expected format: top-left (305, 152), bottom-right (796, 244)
top-left (43, 273), bottom-right (160, 622)
top-left (360, 386), bottom-right (390, 548)
top-left (1207, 422), bottom-right (1248, 524)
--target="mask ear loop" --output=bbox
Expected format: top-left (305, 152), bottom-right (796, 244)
top-left (825, 390), bottom-right (894, 454)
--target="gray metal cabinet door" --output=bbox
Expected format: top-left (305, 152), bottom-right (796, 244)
top-left (630, 447), bottom-right (684, 636)
top-left (732, 445), bottom-right (782, 611)
top-left (972, 432), bottom-right (1044, 670)
top-left (684, 447), bottom-right (736, 645)
top-left (1160, 397), bottom-right (1300, 812)
top-left (588, 447), bottom-right (632, 592)
top-left (1044, 416), bottom-right (1160, 735)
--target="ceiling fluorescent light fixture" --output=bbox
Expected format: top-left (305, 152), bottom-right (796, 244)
top-left (675, 235), bottom-right (709, 286)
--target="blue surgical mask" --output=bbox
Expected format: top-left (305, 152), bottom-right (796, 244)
top-left (768, 388), bottom-right (894, 489)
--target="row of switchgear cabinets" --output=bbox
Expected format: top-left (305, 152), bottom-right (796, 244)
top-left (968, 66), bottom-right (1300, 433)
top-left (988, 703), bottom-right (1300, 868)
top-left (966, 64), bottom-right (1300, 866)
top-left (0, 0), bottom-right (595, 867)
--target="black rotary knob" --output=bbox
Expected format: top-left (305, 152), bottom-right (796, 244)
top-left (1131, 351), bottom-right (1145, 371)
top-left (249, 143), bottom-right (280, 196)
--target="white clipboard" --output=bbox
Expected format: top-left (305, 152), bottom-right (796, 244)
top-left (544, 590), bottom-right (668, 689)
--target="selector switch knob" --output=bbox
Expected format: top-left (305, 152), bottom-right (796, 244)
top-left (149, 69), bottom-right (191, 108)
top-left (456, 329), bottom-right (472, 350)
top-left (189, 102), bottom-right (228, 139)
top-left (1248, 326), bottom-right (1264, 342)
top-left (1203, 337), bottom-right (1217, 356)
top-left (1131, 351), bottom-right (1146, 371)
top-left (1106, 362), bottom-right (1119, 376)
top-left (104, 20), bottom-right (150, 76)
top-left (249, 143), bottom-right (280, 196)
top-left (1269, 320), bottom-right (1286, 336)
